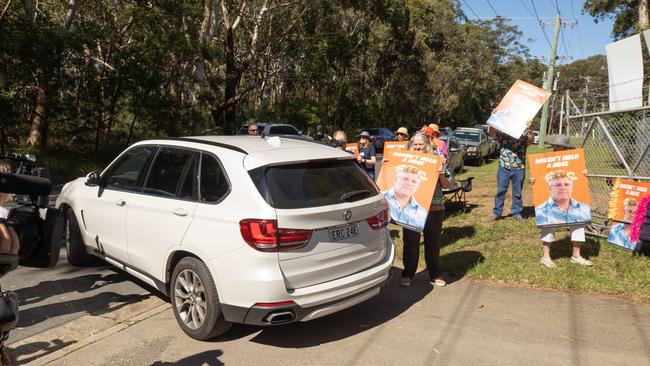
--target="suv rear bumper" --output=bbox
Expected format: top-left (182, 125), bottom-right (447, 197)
top-left (220, 240), bottom-right (394, 325)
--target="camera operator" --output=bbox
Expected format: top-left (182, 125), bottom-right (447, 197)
top-left (0, 161), bottom-right (20, 365)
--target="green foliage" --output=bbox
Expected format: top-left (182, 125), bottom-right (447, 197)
top-left (1, 0), bottom-right (546, 170)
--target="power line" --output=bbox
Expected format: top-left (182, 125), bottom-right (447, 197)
top-left (461, 0), bottom-right (481, 20)
top-left (518, 0), bottom-right (535, 17)
top-left (530, 0), bottom-right (553, 50)
top-left (569, 0), bottom-right (586, 58)
top-left (486, 0), bottom-right (498, 17)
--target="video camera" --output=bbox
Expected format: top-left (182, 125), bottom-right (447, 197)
top-left (0, 152), bottom-right (63, 274)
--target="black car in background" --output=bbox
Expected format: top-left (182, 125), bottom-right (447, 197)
top-left (236, 123), bottom-right (314, 142)
top-left (439, 135), bottom-right (465, 173)
top-left (452, 127), bottom-right (490, 165)
top-left (363, 127), bottom-right (396, 153)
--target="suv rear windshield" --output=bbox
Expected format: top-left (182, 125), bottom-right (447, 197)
top-left (249, 160), bottom-right (379, 209)
top-left (453, 131), bottom-right (480, 142)
top-left (269, 125), bottom-right (299, 135)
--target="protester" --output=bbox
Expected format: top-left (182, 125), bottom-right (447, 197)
top-left (428, 123), bottom-right (448, 159)
top-left (608, 198), bottom-right (639, 251)
top-left (490, 122), bottom-right (534, 220)
top-left (383, 165), bottom-right (428, 228)
top-left (333, 130), bottom-right (347, 144)
top-left (400, 133), bottom-right (452, 288)
top-left (247, 123), bottom-right (260, 135)
top-left (314, 125), bottom-right (332, 143)
top-left (395, 127), bottom-right (410, 142)
top-left (530, 134), bottom-right (593, 267)
top-left (356, 131), bottom-right (377, 180)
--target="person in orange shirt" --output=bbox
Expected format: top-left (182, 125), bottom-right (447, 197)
top-left (427, 123), bottom-right (448, 160)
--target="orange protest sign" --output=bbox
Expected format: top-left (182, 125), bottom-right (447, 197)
top-left (606, 179), bottom-right (650, 251)
top-left (382, 141), bottom-right (408, 155)
top-left (376, 149), bottom-right (443, 232)
top-left (487, 80), bottom-right (551, 138)
top-left (528, 149), bottom-right (591, 227)
top-left (345, 143), bottom-right (359, 157)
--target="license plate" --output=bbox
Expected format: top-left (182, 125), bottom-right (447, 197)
top-left (328, 223), bottom-right (359, 242)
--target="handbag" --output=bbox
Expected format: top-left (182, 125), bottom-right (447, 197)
top-left (0, 290), bottom-right (18, 333)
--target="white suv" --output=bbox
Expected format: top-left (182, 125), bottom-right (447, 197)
top-left (56, 136), bottom-right (394, 340)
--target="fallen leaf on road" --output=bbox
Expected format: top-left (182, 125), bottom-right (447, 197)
top-left (478, 304), bottom-right (485, 308)
top-left (433, 348), bottom-right (440, 354)
top-left (559, 335), bottom-right (576, 341)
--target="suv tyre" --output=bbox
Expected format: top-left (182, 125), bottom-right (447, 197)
top-left (65, 209), bottom-right (100, 266)
top-left (171, 257), bottom-right (232, 340)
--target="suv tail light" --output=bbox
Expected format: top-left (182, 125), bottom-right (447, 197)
top-left (366, 208), bottom-right (389, 229)
top-left (239, 219), bottom-right (312, 252)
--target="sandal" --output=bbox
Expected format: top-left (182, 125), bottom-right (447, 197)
top-left (540, 257), bottom-right (557, 268)
top-left (399, 277), bottom-right (411, 287)
top-left (433, 276), bottom-right (446, 287)
top-left (570, 256), bottom-right (593, 267)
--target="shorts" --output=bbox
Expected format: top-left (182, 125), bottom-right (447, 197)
top-left (540, 226), bottom-right (585, 243)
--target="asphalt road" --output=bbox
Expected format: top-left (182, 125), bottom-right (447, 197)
top-left (36, 273), bottom-right (650, 366)
top-left (2, 249), bottom-right (162, 344)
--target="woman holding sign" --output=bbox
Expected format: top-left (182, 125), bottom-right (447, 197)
top-left (400, 133), bottom-right (453, 288)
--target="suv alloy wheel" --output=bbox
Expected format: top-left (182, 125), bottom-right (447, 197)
top-left (170, 257), bottom-right (232, 340)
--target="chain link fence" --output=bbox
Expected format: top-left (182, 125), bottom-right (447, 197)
top-left (562, 90), bottom-right (650, 237)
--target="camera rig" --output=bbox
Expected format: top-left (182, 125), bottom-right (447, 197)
top-left (0, 151), bottom-right (63, 271)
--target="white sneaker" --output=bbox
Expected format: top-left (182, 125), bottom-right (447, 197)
top-left (570, 256), bottom-right (593, 266)
top-left (540, 257), bottom-right (557, 268)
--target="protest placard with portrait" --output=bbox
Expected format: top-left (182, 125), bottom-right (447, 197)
top-left (376, 149), bottom-right (443, 232)
top-left (345, 143), bottom-right (359, 157)
top-left (487, 80), bottom-right (551, 138)
top-left (529, 149), bottom-right (591, 228)
top-left (606, 179), bottom-right (650, 251)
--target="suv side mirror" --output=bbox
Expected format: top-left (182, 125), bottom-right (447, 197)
top-left (85, 171), bottom-right (101, 186)
top-left (298, 130), bottom-right (303, 136)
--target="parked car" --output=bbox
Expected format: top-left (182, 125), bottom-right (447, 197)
top-left (439, 135), bottom-right (465, 173)
top-left (56, 136), bottom-right (394, 340)
top-left (237, 123), bottom-right (313, 142)
top-left (473, 124), bottom-right (489, 134)
top-left (439, 127), bottom-right (453, 136)
top-left (487, 135), bottom-right (501, 158)
top-left (362, 127), bottom-right (396, 153)
top-left (452, 127), bottom-right (490, 165)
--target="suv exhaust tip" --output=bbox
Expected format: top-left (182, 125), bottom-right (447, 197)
top-left (264, 310), bottom-right (295, 324)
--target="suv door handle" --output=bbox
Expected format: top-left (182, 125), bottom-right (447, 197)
top-left (115, 200), bottom-right (126, 207)
top-left (172, 208), bottom-right (187, 217)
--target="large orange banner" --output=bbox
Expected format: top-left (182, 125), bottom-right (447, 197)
top-left (607, 179), bottom-right (650, 251)
top-left (528, 149), bottom-right (591, 227)
top-left (487, 80), bottom-right (551, 138)
top-left (376, 149), bottom-right (442, 232)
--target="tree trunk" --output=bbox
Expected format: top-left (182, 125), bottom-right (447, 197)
top-left (26, 68), bottom-right (48, 146)
top-left (222, 27), bottom-right (239, 134)
top-left (641, 0), bottom-right (650, 31)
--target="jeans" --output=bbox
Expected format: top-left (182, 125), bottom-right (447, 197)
top-left (401, 210), bottom-right (445, 279)
top-left (493, 166), bottom-right (525, 217)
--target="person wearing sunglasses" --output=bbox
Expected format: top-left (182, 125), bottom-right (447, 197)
top-left (247, 124), bottom-right (259, 135)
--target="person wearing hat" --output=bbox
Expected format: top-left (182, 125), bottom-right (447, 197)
top-left (395, 127), bottom-right (410, 142)
top-left (428, 123), bottom-right (448, 160)
top-left (530, 134), bottom-right (593, 268)
top-left (356, 131), bottom-right (377, 180)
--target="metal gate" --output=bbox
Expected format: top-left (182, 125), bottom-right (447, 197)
top-left (560, 91), bottom-right (650, 237)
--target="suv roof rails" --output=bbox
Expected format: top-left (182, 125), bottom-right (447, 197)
top-left (142, 137), bottom-right (249, 154)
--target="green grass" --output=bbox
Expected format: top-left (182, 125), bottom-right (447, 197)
top-left (391, 147), bottom-right (650, 302)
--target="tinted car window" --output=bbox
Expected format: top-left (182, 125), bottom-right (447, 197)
top-left (178, 154), bottom-right (198, 200)
top-left (200, 154), bottom-right (230, 203)
top-left (144, 147), bottom-right (194, 197)
top-left (104, 146), bottom-right (156, 191)
top-left (249, 159), bottom-right (379, 209)
top-left (269, 125), bottom-right (299, 135)
top-left (453, 132), bottom-right (480, 142)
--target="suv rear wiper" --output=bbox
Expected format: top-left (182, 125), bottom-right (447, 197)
top-left (340, 190), bottom-right (371, 202)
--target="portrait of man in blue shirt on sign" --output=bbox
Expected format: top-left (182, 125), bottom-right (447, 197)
top-left (608, 198), bottom-right (639, 251)
top-left (383, 165), bottom-right (428, 230)
top-left (535, 170), bottom-right (591, 226)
